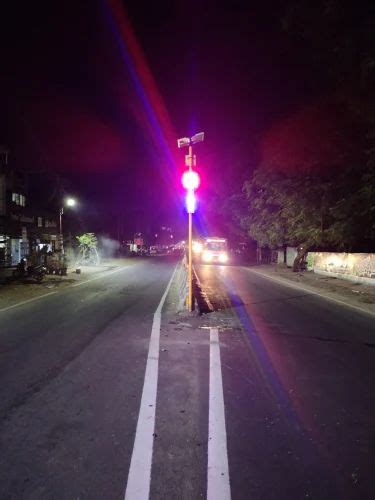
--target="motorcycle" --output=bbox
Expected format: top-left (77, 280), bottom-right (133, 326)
top-left (27, 264), bottom-right (47, 282)
top-left (13, 260), bottom-right (47, 283)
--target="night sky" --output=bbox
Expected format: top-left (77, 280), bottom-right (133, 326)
top-left (0, 0), bottom-right (326, 239)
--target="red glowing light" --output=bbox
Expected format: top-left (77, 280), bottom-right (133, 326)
top-left (182, 170), bottom-right (200, 190)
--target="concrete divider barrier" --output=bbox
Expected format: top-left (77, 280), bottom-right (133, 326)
top-left (173, 257), bottom-right (212, 313)
top-left (175, 255), bottom-right (188, 311)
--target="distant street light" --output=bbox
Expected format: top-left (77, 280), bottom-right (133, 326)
top-left (178, 132), bottom-right (204, 311)
top-left (59, 197), bottom-right (77, 256)
top-left (66, 197), bottom-right (76, 207)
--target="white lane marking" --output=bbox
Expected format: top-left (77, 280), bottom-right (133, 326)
top-left (248, 268), bottom-right (375, 317)
top-left (0, 291), bottom-right (58, 313)
top-left (207, 328), bottom-right (231, 500)
top-left (0, 266), bottom-right (129, 314)
top-left (124, 264), bottom-right (178, 500)
top-left (71, 266), bottom-right (128, 287)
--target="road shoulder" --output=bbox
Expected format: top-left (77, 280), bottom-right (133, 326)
top-left (246, 265), bottom-right (375, 316)
top-left (0, 259), bottom-right (136, 312)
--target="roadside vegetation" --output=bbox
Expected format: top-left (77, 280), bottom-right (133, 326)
top-left (215, 1), bottom-right (375, 260)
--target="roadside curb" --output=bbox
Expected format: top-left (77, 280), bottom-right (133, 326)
top-left (247, 268), bottom-right (375, 317)
top-left (172, 258), bottom-right (212, 314)
top-left (192, 266), bottom-right (213, 315)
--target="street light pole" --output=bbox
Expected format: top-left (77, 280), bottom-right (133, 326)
top-left (59, 197), bottom-right (76, 259)
top-left (187, 144), bottom-right (193, 310)
top-left (178, 133), bottom-right (204, 312)
top-left (59, 207), bottom-right (64, 256)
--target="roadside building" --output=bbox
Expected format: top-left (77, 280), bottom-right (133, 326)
top-left (0, 148), bottom-right (59, 266)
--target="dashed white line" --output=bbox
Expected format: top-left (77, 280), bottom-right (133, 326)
top-left (124, 264), bottom-right (178, 500)
top-left (207, 328), bottom-right (231, 500)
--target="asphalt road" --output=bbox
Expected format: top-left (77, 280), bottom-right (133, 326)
top-left (0, 257), bottom-right (178, 499)
top-left (194, 264), bottom-right (375, 500)
top-left (0, 258), bottom-right (374, 499)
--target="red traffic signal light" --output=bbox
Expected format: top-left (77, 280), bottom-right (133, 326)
top-left (182, 170), bottom-right (200, 190)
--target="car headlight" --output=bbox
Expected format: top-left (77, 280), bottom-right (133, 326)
top-left (202, 251), bottom-right (213, 262)
top-left (219, 252), bottom-right (228, 263)
top-left (193, 242), bottom-right (203, 253)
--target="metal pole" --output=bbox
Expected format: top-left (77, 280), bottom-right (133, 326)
top-left (59, 207), bottom-right (64, 256)
top-left (188, 211), bottom-right (193, 310)
top-left (187, 144), bottom-right (193, 311)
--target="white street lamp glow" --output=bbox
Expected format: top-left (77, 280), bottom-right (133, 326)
top-left (65, 198), bottom-right (76, 207)
top-left (60, 197), bottom-right (78, 257)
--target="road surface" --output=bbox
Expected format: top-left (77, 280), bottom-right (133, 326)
top-left (0, 258), bottom-right (374, 499)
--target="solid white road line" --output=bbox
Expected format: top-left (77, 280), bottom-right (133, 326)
top-left (124, 264), bottom-right (178, 500)
top-left (71, 266), bottom-right (128, 287)
top-left (0, 266), bottom-right (130, 314)
top-left (0, 291), bottom-right (58, 313)
top-left (247, 268), bottom-right (375, 317)
top-left (207, 328), bottom-right (231, 500)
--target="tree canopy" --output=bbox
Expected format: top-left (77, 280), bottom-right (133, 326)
top-left (225, 1), bottom-right (375, 252)
top-left (238, 163), bottom-right (374, 252)
top-left (206, 1), bottom-right (375, 252)
top-left (76, 233), bottom-right (100, 265)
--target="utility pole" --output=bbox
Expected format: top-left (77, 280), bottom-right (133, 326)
top-left (59, 207), bottom-right (64, 256)
top-left (178, 132), bottom-right (204, 311)
top-left (59, 197), bottom-right (77, 258)
top-left (187, 144), bottom-right (193, 310)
